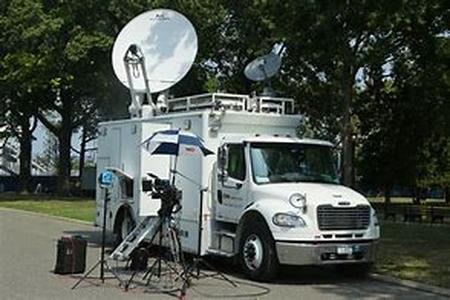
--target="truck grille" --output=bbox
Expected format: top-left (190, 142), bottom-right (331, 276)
top-left (317, 205), bottom-right (371, 230)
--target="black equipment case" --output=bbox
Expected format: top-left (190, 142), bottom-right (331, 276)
top-left (54, 236), bottom-right (87, 274)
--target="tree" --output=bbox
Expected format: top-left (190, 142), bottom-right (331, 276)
top-left (414, 36), bottom-right (450, 202)
top-left (358, 2), bottom-right (449, 202)
top-left (266, 1), bottom-right (420, 187)
top-left (73, 97), bottom-right (101, 179)
top-left (0, 0), bottom-right (62, 192)
top-left (34, 1), bottom-right (113, 195)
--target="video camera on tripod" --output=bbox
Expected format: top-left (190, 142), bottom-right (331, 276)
top-left (142, 173), bottom-right (182, 217)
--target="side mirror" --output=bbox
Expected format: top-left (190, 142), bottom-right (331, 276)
top-left (218, 145), bottom-right (228, 183)
top-left (333, 147), bottom-right (341, 172)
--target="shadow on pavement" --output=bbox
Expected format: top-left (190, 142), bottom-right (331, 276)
top-left (204, 256), bottom-right (356, 285)
top-left (58, 229), bottom-right (444, 299)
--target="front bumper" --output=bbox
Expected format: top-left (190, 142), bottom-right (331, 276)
top-left (275, 240), bottom-right (377, 265)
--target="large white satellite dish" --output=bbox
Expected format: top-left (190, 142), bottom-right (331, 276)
top-left (112, 9), bottom-right (198, 94)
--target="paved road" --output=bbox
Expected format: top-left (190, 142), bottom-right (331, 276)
top-left (0, 208), bottom-right (446, 300)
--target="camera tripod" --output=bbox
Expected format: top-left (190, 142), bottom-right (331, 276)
top-left (72, 187), bottom-right (125, 289)
top-left (175, 186), bottom-right (237, 288)
top-left (142, 216), bottom-right (188, 292)
top-left (122, 184), bottom-right (189, 297)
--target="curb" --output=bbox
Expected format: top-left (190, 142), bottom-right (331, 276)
top-left (370, 273), bottom-right (450, 297)
top-left (0, 207), bottom-right (95, 226)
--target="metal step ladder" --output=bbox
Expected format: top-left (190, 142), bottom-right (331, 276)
top-left (109, 216), bottom-right (161, 261)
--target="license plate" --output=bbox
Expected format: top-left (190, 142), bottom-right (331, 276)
top-left (337, 246), bottom-right (353, 255)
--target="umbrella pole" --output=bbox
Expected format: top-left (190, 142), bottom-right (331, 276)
top-left (171, 155), bottom-right (178, 185)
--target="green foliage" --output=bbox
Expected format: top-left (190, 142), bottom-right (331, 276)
top-left (0, 0), bottom-right (448, 195)
top-left (358, 9), bottom-right (450, 193)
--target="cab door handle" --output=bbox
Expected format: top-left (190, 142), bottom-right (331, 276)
top-left (217, 190), bottom-right (223, 204)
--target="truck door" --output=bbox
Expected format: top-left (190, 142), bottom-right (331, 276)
top-left (216, 143), bottom-right (248, 222)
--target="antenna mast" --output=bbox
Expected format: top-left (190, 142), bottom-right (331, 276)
top-left (123, 44), bottom-right (155, 118)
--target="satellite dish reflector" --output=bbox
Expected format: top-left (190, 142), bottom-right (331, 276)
top-left (244, 53), bottom-right (281, 82)
top-left (112, 9), bottom-right (198, 93)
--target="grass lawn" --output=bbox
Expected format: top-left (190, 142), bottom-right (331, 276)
top-left (1, 197), bottom-right (449, 288)
top-left (0, 199), bottom-right (95, 223)
top-left (376, 221), bottom-right (450, 288)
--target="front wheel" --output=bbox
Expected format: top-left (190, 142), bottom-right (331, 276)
top-left (239, 222), bottom-right (279, 281)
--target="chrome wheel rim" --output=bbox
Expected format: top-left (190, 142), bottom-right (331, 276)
top-left (243, 234), bottom-right (264, 271)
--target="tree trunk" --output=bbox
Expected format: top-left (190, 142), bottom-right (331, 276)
top-left (78, 126), bottom-right (87, 179)
top-left (384, 184), bottom-right (392, 204)
top-left (57, 121), bottom-right (72, 196)
top-left (383, 184), bottom-right (392, 216)
top-left (341, 63), bottom-right (355, 188)
top-left (445, 187), bottom-right (449, 204)
top-left (18, 118), bottom-right (32, 193)
top-left (412, 186), bottom-right (421, 204)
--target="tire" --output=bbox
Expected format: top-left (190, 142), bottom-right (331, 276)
top-left (114, 209), bottom-right (135, 246)
top-left (239, 221), bottom-right (279, 281)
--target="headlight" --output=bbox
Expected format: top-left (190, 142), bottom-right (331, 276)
top-left (289, 193), bottom-right (307, 209)
top-left (373, 209), bottom-right (379, 226)
top-left (272, 213), bottom-right (306, 227)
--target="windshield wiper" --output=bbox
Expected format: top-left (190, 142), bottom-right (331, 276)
top-left (296, 178), bottom-right (338, 184)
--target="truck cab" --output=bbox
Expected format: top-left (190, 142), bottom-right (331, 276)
top-left (213, 135), bottom-right (380, 280)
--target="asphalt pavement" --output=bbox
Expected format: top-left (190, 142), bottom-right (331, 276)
top-left (0, 208), bottom-right (446, 300)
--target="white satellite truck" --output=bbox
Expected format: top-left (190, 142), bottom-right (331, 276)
top-left (95, 93), bottom-right (380, 280)
top-left (95, 9), bottom-right (379, 280)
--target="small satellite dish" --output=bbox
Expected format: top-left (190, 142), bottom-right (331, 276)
top-left (244, 43), bottom-right (286, 96)
top-left (112, 9), bottom-right (198, 94)
top-left (244, 53), bottom-right (281, 82)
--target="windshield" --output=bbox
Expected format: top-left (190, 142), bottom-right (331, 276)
top-left (250, 142), bottom-right (338, 184)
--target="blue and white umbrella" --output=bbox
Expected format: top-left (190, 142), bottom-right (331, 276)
top-left (141, 129), bottom-right (213, 184)
top-left (141, 129), bottom-right (213, 157)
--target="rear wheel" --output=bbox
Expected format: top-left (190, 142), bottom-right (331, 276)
top-left (114, 209), bottom-right (135, 246)
top-left (239, 222), bottom-right (279, 281)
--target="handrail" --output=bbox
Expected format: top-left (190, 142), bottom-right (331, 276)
top-left (166, 93), bottom-right (296, 115)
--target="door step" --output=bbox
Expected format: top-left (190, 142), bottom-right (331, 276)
top-left (206, 248), bottom-right (234, 258)
top-left (213, 230), bottom-right (236, 239)
top-left (212, 230), bottom-right (236, 254)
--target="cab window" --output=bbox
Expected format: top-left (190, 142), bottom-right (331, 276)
top-left (227, 144), bottom-right (246, 181)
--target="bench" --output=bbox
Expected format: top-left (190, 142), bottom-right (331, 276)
top-left (429, 206), bottom-right (446, 223)
top-left (403, 206), bottom-right (422, 222)
top-left (377, 204), bottom-right (449, 224)
top-left (383, 207), bottom-right (397, 221)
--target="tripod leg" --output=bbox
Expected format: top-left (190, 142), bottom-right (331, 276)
top-left (104, 260), bottom-right (127, 288)
top-left (71, 260), bottom-right (102, 289)
top-left (196, 257), bottom-right (201, 277)
top-left (124, 270), bottom-right (139, 291)
top-left (199, 259), bottom-right (237, 287)
top-left (143, 257), bottom-right (159, 284)
top-left (143, 257), bottom-right (159, 280)
top-left (169, 226), bottom-right (189, 282)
